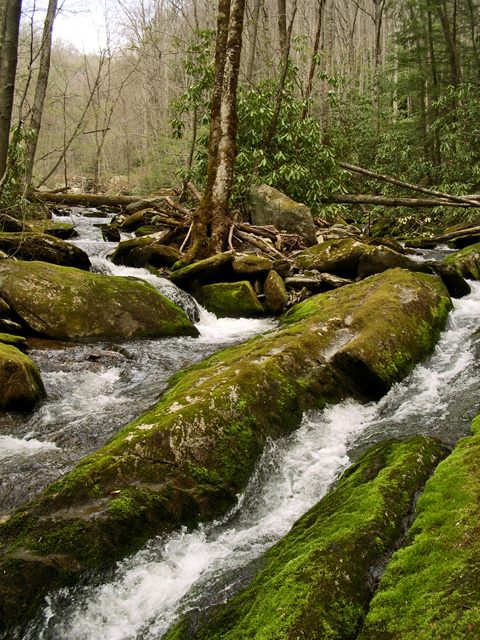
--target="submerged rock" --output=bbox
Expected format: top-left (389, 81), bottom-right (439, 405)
top-left (197, 281), bottom-right (264, 318)
top-left (0, 233), bottom-right (90, 270)
top-left (359, 413), bottom-right (480, 640)
top-left (249, 184), bottom-right (317, 246)
top-left (165, 436), bottom-right (448, 640)
top-left (0, 343), bottom-right (45, 411)
top-left (0, 269), bottom-right (452, 630)
top-left (0, 260), bottom-right (199, 340)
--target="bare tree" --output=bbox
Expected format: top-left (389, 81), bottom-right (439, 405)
top-left (23, 0), bottom-right (59, 187)
top-left (181, 0), bottom-right (246, 264)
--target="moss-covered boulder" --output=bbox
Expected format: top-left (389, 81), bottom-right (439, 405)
top-left (358, 414), bottom-right (480, 640)
top-left (294, 238), bottom-right (372, 279)
top-left (0, 333), bottom-right (28, 351)
top-left (29, 220), bottom-right (77, 240)
top-left (358, 245), bottom-right (431, 279)
top-left (0, 269), bottom-right (452, 630)
top-left (0, 260), bottom-right (199, 340)
top-left (0, 213), bottom-right (31, 233)
top-left (166, 436), bottom-right (448, 640)
top-left (197, 281), bottom-right (264, 317)
top-left (444, 242), bottom-right (480, 280)
top-left (0, 343), bottom-right (45, 411)
top-left (232, 255), bottom-right (273, 277)
top-left (249, 184), bottom-right (317, 246)
top-left (112, 236), bottom-right (180, 269)
top-left (170, 251), bottom-right (235, 290)
top-left (0, 233), bottom-right (90, 270)
top-left (264, 269), bottom-right (288, 314)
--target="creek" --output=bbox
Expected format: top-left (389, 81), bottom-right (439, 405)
top-left (3, 210), bottom-right (480, 639)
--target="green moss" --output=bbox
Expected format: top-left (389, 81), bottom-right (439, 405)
top-left (444, 243), bottom-right (480, 280)
top-left (359, 413), bottom-right (480, 640)
top-left (165, 436), bottom-right (448, 640)
top-left (0, 269), bottom-right (453, 629)
top-left (198, 281), bottom-right (264, 318)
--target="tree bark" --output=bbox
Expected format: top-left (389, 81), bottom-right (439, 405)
top-left (302, 0), bottom-right (326, 120)
top-left (181, 0), bottom-right (246, 264)
top-left (0, 0), bottom-right (22, 183)
top-left (23, 0), bottom-right (58, 187)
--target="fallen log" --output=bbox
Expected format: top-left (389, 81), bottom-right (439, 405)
top-left (34, 192), bottom-right (147, 207)
top-left (323, 193), bottom-right (479, 208)
top-left (338, 162), bottom-right (480, 206)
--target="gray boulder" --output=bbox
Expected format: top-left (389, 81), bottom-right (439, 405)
top-left (249, 184), bottom-right (317, 246)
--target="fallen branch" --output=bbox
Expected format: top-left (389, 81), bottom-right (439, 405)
top-left (234, 229), bottom-right (284, 257)
top-left (338, 162), bottom-right (480, 206)
top-left (187, 182), bottom-right (202, 203)
top-left (323, 193), bottom-right (479, 208)
top-left (164, 196), bottom-right (191, 216)
top-left (33, 192), bottom-right (141, 206)
top-left (180, 222), bottom-right (193, 252)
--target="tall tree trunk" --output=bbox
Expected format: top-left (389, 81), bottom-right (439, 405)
top-left (181, 0), bottom-right (246, 264)
top-left (245, 0), bottom-right (262, 82)
top-left (0, 0), bottom-right (22, 183)
top-left (437, 1), bottom-right (463, 86)
top-left (23, 0), bottom-right (58, 187)
top-left (302, 0), bottom-right (326, 120)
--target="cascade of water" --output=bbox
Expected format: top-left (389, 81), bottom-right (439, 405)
top-left (0, 209), bottom-right (276, 515)
top-left (21, 280), bottom-right (480, 640)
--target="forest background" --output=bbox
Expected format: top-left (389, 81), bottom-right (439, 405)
top-left (2, 0), bottom-right (480, 236)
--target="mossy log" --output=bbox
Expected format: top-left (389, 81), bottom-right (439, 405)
top-left (0, 269), bottom-right (452, 629)
top-left (165, 436), bottom-right (449, 640)
top-left (358, 413), bottom-right (480, 640)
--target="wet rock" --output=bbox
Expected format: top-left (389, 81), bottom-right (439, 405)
top-left (249, 184), bottom-right (317, 246)
top-left (0, 269), bottom-right (452, 630)
top-left (0, 296), bottom-right (10, 317)
top-left (359, 414), bottom-right (480, 640)
top-left (0, 260), bottom-right (199, 341)
top-left (427, 262), bottom-right (471, 298)
top-left (0, 333), bottom-right (28, 351)
top-left (0, 318), bottom-right (24, 335)
top-left (0, 233), bottom-right (91, 270)
top-left (365, 236), bottom-right (406, 253)
top-left (404, 237), bottom-right (438, 249)
top-left (111, 235), bottom-right (178, 268)
top-left (294, 238), bottom-right (371, 279)
top-left (444, 242), bottom-right (480, 280)
top-left (357, 245), bottom-right (432, 279)
top-left (99, 224), bottom-right (121, 243)
top-left (448, 232), bottom-right (480, 249)
top-left (0, 343), bottom-right (45, 411)
top-left (284, 273), bottom-right (323, 292)
top-left (170, 251), bottom-right (235, 290)
top-left (263, 270), bottom-right (288, 314)
top-left (316, 222), bottom-right (364, 243)
top-left (31, 220), bottom-right (77, 240)
top-left (197, 281), bottom-right (264, 318)
top-left (165, 437), bottom-right (448, 640)
top-left (321, 272), bottom-right (354, 289)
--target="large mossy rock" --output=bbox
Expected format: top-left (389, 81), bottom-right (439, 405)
top-left (249, 184), bottom-right (317, 246)
top-left (294, 238), bottom-right (373, 279)
top-left (166, 436), bottom-right (448, 640)
top-left (170, 251), bottom-right (235, 290)
top-left (0, 343), bottom-right (45, 411)
top-left (444, 242), bottom-right (480, 280)
top-left (0, 269), bottom-right (452, 630)
top-left (0, 233), bottom-right (90, 270)
top-left (197, 281), bottom-right (264, 317)
top-left (111, 236), bottom-right (180, 268)
top-left (0, 260), bottom-right (199, 340)
top-left (264, 269), bottom-right (288, 314)
top-left (358, 245), bottom-right (431, 279)
top-left (358, 413), bottom-right (480, 640)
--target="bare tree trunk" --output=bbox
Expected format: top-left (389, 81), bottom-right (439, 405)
top-left (23, 0), bottom-right (58, 187)
top-left (0, 0), bottom-right (22, 183)
top-left (181, 0), bottom-right (246, 264)
top-left (245, 0), bottom-right (262, 82)
top-left (302, 0), bottom-right (326, 120)
top-left (261, 0), bottom-right (297, 150)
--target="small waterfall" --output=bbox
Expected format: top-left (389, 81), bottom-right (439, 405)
top-left (20, 280), bottom-right (480, 640)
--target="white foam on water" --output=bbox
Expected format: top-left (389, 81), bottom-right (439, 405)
top-left (0, 435), bottom-right (59, 460)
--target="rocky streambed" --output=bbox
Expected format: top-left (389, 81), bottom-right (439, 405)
top-left (1, 208), bottom-right (480, 639)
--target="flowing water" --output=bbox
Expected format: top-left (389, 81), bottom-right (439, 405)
top-left (4, 210), bottom-right (480, 639)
